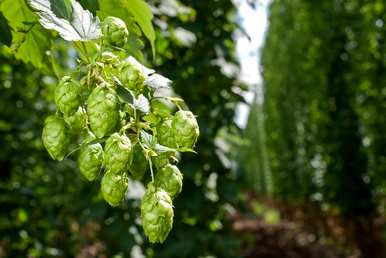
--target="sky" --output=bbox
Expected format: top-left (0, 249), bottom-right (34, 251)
top-left (233, 0), bottom-right (271, 128)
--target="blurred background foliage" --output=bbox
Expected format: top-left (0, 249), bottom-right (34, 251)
top-left (1, 0), bottom-right (386, 257)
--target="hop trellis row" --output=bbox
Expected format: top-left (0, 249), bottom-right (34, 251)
top-left (41, 16), bottom-right (199, 243)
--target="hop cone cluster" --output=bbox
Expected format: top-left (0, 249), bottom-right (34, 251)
top-left (41, 16), bottom-right (199, 244)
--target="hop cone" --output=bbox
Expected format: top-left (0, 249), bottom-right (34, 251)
top-left (101, 16), bottom-right (128, 47)
top-left (141, 183), bottom-right (174, 243)
top-left (55, 76), bottom-right (81, 115)
top-left (78, 140), bottom-right (103, 181)
top-left (100, 51), bottom-right (119, 65)
top-left (152, 151), bottom-right (176, 170)
top-left (87, 86), bottom-right (119, 138)
top-left (63, 106), bottom-right (87, 132)
top-left (157, 119), bottom-right (177, 148)
top-left (104, 133), bottom-right (132, 174)
top-left (129, 144), bottom-right (148, 180)
top-left (101, 171), bottom-right (128, 206)
top-left (42, 115), bottom-right (70, 161)
top-left (154, 164), bottom-right (183, 199)
top-left (119, 60), bottom-right (145, 93)
top-left (172, 110), bottom-right (199, 148)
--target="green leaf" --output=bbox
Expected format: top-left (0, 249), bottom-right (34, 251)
top-left (0, 0), bottom-right (51, 71)
top-left (133, 94), bottom-right (150, 113)
top-left (125, 0), bottom-right (156, 56)
top-left (29, 0), bottom-right (101, 41)
top-left (0, 13), bottom-right (12, 46)
top-left (140, 130), bottom-right (157, 149)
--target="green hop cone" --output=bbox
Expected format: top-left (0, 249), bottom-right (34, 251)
top-left (152, 151), bottom-right (176, 170)
top-left (78, 141), bottom-right (103, 181)
top-left (157, 119), bottom-right (177, 148)
top-left (63, 106), bottom-right (87, 132)
top-left (102, 16), bottom-right (128, 47)
top-left (104, 133), bottom-right (133, 174)
top-left (141, 183), bottom-right (174, 243)
top-left (42, 115), bottom-right (70, 161)
top-left (87, 85), bottom-right (119, 138)
top-left (101, 171), bottom-right (128, 206)
top-left (172, 110), bottom-right (199, 148)
top-left (55, 76), bottom-right (81, 115)
top-left (119, 60), bottom-right (145, 93)
top-left (129, 144), bottom-right (148, 180)
top-left (154, 164), bottom-right (183, 199)
top-left (100, 51), bottom-right (119, 65)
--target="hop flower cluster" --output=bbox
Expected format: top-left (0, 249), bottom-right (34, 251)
top-left (41, 16), bottom-right (199, 244)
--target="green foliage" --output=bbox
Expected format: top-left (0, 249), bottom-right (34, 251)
top-left (260, 0), bottom-right (385, 216)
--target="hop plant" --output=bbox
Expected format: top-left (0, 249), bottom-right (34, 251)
top-left (154, 164), bottom-right (183, 199)
top-left (104, 133), bottom-right (133, 174)
top-left (129, 144), bottom-right (148, 180)
top-left (37, 14), bottom-right (199, 244)
top-left (101, 16), bottom-right (128, 47)
top-left (78, 141), bottom-right (103, 181)
top-left (87, 85), bottom-right (119, 138)
top-left (172, 110), bottom-right (199, 148)
top-left (101, 171), bottom-right (128, 206)
top-left (55, 76), bottom-right (81, 115)
top-left (141, 183), bottom-right (174, 243)
top-left (42, 115), bottom-right (70, 161)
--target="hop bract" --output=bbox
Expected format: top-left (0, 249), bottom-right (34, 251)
top-left (129, 144), bottom-right (148, 180)
top-left (172, 110), bottom-right (199, 148)
top-left (157, 119), bottom-right (177, 148)
top-left (102, 16), bottom-right (128, 47)
top-left (55, 76), bottom-right (81, 115)
top-left (87, 85), bottom-right (119, 138)
top-left (42, 115), bottom-right (70, 161)
top-left (78, 141), bottom-right (103, 181)
top-left (141, 183), bottom-right (174, 243)
top-left (154, 164), bottom-right (183, 199)
top-left (101, 171), bottom-right (128, 207)
top-left (104, 133), bottom-right (133, 174)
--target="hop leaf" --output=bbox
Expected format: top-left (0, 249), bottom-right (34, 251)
top-left (87, 85), bottom-right (119, 138)
top-left (42, 115), bottom-right (70, 161)
top-left (141, 183), bottom-right (173, 243)
top-left (102, 16), bottom-right (128, 47)
top-left (172, 110), bottom-right (199, 148)
top-left (129, 144), bottom-right (148, 180)
top-left (157, 119), bottom-right (177, 148)
top-left (154, 164), bottom-right (183, 199)
top-left (78, 140), bottom-right (103, 181)
top-left (63, 106), bottom-right (87, 132)
top-left (55, 76), bottom-right (81, 115)
top-left (101, 171), bottom-right (128, 206)
top-left (104, 133), bottom-right (133, 174)
top-left (29, 0), bottom-right (101, 41)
